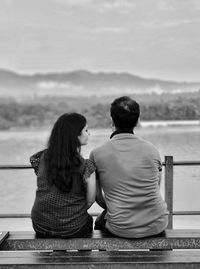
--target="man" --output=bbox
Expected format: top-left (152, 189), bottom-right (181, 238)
top-left (90, 96), bottom-right (168, 238)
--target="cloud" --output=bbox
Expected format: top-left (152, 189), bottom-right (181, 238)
top-left (52, 0), bottom-right (135, 14)
top-left (92, 27), bottom-right (128, 34)
top-left (54, 0), bottom-right (135, 8)
top-left (141, 18), bottom-right (200, 29)
top-left (52, 0), bottom-right (92, 5)
top-left (161, 18), bottom-right (200, 28)
top-left (2, 0), bottom-right (14, 5)
top-left (179, 0), bottom-right (200, 11)
top-left (100, 0), bottom-right (135, 9)
top-left (96, 0), bottom-right (135, 13)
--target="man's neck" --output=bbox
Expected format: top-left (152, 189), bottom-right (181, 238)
top-left (110, 128), bottom-right (134, 139)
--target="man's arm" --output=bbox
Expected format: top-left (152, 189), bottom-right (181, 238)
top-left (158, 171), bottom-right (162, 186)
top-left (158, 156), bottom-right (163, 186)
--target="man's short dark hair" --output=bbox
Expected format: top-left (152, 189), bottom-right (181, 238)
top-left (110, 96), bottom-right (140, 130)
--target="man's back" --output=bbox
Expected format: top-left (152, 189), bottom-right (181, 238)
top-left (91, 133), bottom-right (168, 238)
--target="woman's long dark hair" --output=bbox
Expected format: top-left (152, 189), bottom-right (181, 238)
top-left (45, 113), bottom-right (87, 192)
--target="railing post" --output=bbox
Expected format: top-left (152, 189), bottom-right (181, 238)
top-left (164, 156), bottom-right (174, 229)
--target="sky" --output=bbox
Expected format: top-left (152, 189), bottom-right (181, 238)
top-left (0, 0), bottom-right (200, 82)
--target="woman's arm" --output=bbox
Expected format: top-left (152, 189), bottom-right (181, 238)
top-left (85, 172), bottom-right (96, 209)
top-left (30, 150), bottom-right (45, 175)
top-left (96, 176), bottom-right (107, 210)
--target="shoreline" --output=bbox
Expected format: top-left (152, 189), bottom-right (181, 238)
top-left (140, 120), bottom-right (200, 127)
top-left (0, 120), bottom-right (199, 133)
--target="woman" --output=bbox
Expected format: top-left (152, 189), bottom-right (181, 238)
top-left (30, 113), bottom-right (96, 238)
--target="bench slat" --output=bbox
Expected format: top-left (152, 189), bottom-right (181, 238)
top-left (2, 229), bottom-right (200, 251)
top-left (0, 250), bottom-right (200, 268)
top-left (6, 229), bottom-right (200, 239)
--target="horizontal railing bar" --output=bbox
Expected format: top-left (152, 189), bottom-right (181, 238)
top-left (0, 165), bottom-right (32, 169)
top-left (0, 212), bottom-right (99, 218)
top-left (172, 161), bottom-right (200, 166)
top-left (173, 211), bottom-right (200, 216)
top-left (0, 157), bottom-right (200, 223)
top-left (0, 161), bottom-right (200, 169)
top-left (0, 214), bottom-right (30, 218)
top-left (1, 211), bottom-right (200, 219)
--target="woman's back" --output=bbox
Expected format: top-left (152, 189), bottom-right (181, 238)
top-left (31, 151), bottom-right (94, 237)
top-left (31, 113), bottom-right (96, 238)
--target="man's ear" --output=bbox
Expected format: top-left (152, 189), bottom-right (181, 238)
top-left (110, 118), bottom-right (115, 131)
top-left (136, 117), bottom-right (140, 127)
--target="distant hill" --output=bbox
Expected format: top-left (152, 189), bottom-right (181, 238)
top-left (0, 69), bottom-right (200, 98)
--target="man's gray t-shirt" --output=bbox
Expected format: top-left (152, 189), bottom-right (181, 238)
top-left (90, 133), bottom-right (168, 238)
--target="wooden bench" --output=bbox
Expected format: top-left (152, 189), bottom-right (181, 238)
top-left (1, 229), bottom-right (200, 268)
top-left (1, 250), bottom-right (200, 268)
top-left (1, 229), bottom-right (200, 251)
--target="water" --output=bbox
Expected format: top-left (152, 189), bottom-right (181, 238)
top-left (0, 124), bottom-right (200, 230)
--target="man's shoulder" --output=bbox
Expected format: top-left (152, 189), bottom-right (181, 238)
top-left (91, 141), bottom-right (111, 155)
top-left (135, 136), bottom-right (160, 153)
top-left (136, 135), bottom-right (155, 146)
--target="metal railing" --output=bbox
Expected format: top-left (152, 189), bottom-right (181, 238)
top-left (164, 156), bottom-right (200, 229)
top-left (0, 156), bottom-right (200, 229)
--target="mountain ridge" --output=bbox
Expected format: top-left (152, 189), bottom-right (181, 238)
top-left (0, 69), bottom-right (200, 97)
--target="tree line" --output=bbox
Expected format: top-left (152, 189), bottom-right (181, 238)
top-left (0, 94), bottom-right (200, 130)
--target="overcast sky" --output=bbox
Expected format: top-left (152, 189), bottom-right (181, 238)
top-left (0, 0), bottom-right (200, 81)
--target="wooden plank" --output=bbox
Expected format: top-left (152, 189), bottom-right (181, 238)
top-left (6, 229), bottom-right (200, 239)
top-left (2, 230), bottom-right (200, 251)
top-left (0, 250), bottom-right (200, 268)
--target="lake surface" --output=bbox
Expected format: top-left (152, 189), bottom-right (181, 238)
top-left (0, 124), bottom-right (200, 230)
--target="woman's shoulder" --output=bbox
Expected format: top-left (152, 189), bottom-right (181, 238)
top-left (30, 149), bottom-right (46, 175)
top-left (82, 158), bottom-right (96, 179)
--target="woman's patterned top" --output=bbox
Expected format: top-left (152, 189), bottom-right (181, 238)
top-left (30, 150), bottom-right (96, 236)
